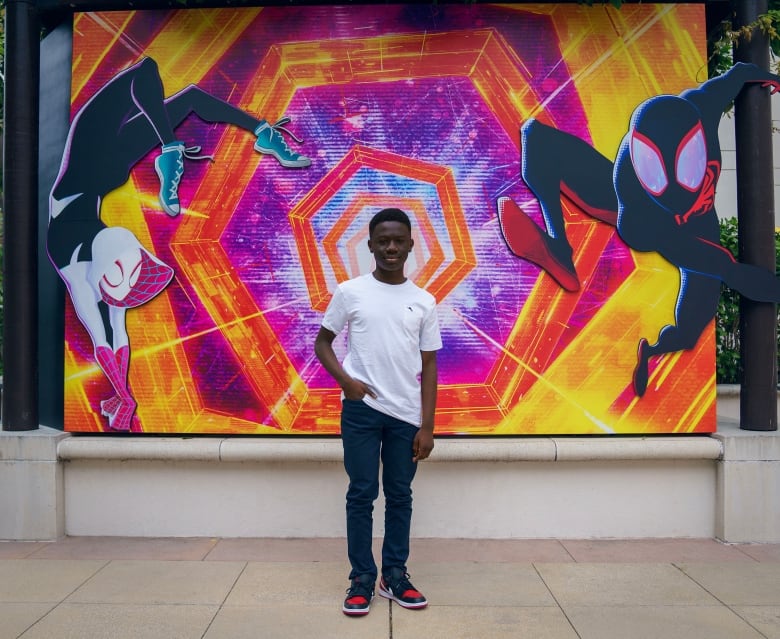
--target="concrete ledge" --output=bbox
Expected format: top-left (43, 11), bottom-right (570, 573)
top-left (0, 426), bottom-right (69, 540)
top-left (9, 418), bottom-right (777, 541)
top-left (51, 433), bottom-right (725, 539)
top-left (713, 421), bottom-right (780, 542)
top-left (57, 434), bottom-right (723, 463)
top-left (716, 383), bottom-right (780, 424)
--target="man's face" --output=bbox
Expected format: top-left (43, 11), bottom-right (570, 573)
top-left (368, 220), bottom-right (413, 273)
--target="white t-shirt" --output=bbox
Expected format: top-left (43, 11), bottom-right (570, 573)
top-left (321, 273), bottom-right (443, 427)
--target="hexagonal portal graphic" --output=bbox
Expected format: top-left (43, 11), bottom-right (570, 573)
top-left (170, 23), bottom-right (639, 434)
top-left (290, 146), bottom-right (474, 312)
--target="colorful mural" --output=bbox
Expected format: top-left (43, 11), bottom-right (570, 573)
top-left (57, 3), bottom-right (717, 434)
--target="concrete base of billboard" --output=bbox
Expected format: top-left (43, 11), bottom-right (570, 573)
top-left (714, 421), bottom-right (780, 543)
top-left (54, 435), bottom-right (723, 540)
top-left (1, 392), bottom-right (778, 542)
top-left (0, 427), bottom-right (68, 541)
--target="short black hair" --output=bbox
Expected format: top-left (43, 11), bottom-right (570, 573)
top-left (369, 208), bottom-right (412, 235)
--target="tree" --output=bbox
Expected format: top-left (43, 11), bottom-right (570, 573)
top-left (708, 0), bottom-right (780, 77)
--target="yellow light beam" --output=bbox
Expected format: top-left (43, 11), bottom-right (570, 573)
top-left (66, 296), bottom-right (309, 381)
top-left (452, 307), bottom-right (615, 433)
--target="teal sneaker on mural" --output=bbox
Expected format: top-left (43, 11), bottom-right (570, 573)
top-left (254, 117), bottom-right (311, 168)
top-left (154, 141), bottom-right (214, 216)
top-left (155, 141), bottom-right (186, 216)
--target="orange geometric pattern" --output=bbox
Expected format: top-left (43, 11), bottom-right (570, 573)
top-left (290, 145), bottom-right (475, 311)
top-left (170, 25), bottom-right (627, 433)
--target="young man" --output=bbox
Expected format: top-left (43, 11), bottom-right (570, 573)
top-left (314, 208), bottom-right (442, 616)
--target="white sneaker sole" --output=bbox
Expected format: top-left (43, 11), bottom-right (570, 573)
top-left (342, 595), bottom-right (373, 616)
top-left (254, 145), bottom-right (311, 168)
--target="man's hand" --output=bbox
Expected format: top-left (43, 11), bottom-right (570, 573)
top-left (412, 428), bottom-right (434, 462)
top-left (761, 79), bottom-right (780, 95)
top-left (342, 377), bottom-right (376, 401)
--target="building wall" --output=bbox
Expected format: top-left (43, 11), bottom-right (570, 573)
top-left (715, 98), bottom-right (780, 226)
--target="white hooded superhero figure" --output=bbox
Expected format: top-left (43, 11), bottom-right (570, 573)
top-left (48, 57), bottom-right (310, 430)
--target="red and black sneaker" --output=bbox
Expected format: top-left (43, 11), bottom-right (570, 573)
top-left (378, 569), bottom-right (428, 609)
top-left (342, 575), bottom-right (375, 616)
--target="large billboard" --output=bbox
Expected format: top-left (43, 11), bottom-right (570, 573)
top-left (52, 3), bottom-right (720, 435)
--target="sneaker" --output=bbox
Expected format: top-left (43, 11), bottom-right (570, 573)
top-left (254, 117), bottom-right (311, 168)
top-left (154, 142), bottom-right (214, 217)
top-left (343, 575), bottom-right (374, 616)
top-left (378, 568), bottom-right (427, 609)
top-left (155, 141), bottom-right (186, 216)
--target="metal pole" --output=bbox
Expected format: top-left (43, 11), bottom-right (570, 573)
top-left (734, 0), bottom-right (778, 431)
top-left (2, 0), bottom-right (40, 430)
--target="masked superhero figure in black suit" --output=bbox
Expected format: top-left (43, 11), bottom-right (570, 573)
top-left (498, 62), bottom-right (780, 396)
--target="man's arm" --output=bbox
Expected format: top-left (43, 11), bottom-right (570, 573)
top-left (413, 350), bottom-right (438, 462)
top-left (684, 62), bottom-right (780, 123)
top-left (314, 326), bottom-right (376, 400)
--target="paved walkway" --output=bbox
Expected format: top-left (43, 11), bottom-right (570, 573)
top-left (1, 537), bottom-right (779, 638)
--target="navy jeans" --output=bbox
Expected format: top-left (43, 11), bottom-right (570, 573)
top-left (341, 398), bottom-right (419, 581)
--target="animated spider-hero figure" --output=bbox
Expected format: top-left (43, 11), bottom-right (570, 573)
top-left (497, 62), bottom-right (780, 396)
top-left (48, 57), bottom-right (310, 431)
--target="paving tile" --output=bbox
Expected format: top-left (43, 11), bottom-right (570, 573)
top-left (409, 562), bottom-right (557, 607)
top-left (204, 603), bottom-right (389, 638)
top-left (678, 563), bottom-right (780, 606)
top-left (224, 561), bottom-right (347, 607)
top-left (0, 542), bottom-right (51, 559)
top-left (0, 603), bottom-right (55, 638)
top-left (733, 544), bottom-right (780, 562)
top-left (16, 603), bottom-right (219, 639)
top-left (564, 605), bottom-right (766, 639)
top-left (66, 560), bottom-right (245, 605)
top-left (206, 537), bottom-right (347, 562)
top-left (732, 606), bottom-right (780, 638)
top-left (4, 538), bottom-right (778, 639)
top-left (0, 560), bottom-right (107, 603)
top-left (535, 563), bottom-right (719, 607)
top-left (392, 605), bottom-right (578, 639)
top-left (561, 538), bottom-right (753, 563)
top-left (29, 536), bottom-right (219, 561)
top-left (409, 538), bottom-right (573, 563)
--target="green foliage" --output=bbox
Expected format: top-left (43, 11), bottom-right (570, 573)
top-left (709, 0), bottom-right (780, 78)
top-left (577, 0), bottom-right (624, 9)
top-left (716, 217), bottom-right (780, 384)
top-left (716, 218), bottom-right (742, 383)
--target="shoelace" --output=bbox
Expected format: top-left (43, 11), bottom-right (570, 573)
top-left (269, 116), bottom-right (304, 145)
top-left (163, 145), bottom-right (214, 199)
top-left (181, 145), bottom-right (215, 163)
top-left (167, 158), bottom-right (183, 198)
top-left (387, 573), bottom-right (415, 594)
